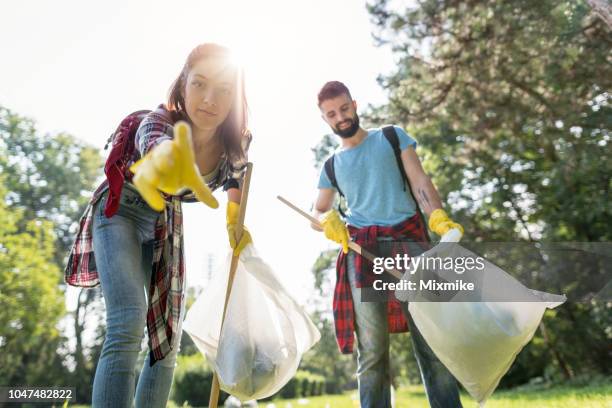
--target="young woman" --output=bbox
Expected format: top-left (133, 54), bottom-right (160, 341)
top-left (64, 43), bottom-right (252, 408)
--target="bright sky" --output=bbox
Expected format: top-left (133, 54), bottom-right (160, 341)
top-left (1, 0), bottom-right (395, 307)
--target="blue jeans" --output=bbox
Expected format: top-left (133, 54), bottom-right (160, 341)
top-left (347, 249), bottom-right (462, 408)
top-left (91, 184), bottom-right (183, 408)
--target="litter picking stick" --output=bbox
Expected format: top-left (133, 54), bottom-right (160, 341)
top-left (209, 163), bottom-right (253, 408)
top-left (276, 196), bottom-right (404, 279)
top-left (277, 196), bottom-right (462, 278)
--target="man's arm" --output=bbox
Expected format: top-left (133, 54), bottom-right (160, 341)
top-left (312, 187), bottom-right (350, 253)
top-left (312, 188), bottom-right (336, 231)
top-left (401, 146), bottom-right (443, 216)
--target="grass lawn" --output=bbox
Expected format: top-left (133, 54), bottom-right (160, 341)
top-left (255, 383), bottom-right (611, 408)
top-left (68, 382), bottom-right (612, 407)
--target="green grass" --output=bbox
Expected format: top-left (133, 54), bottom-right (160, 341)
top-left (253, 383), bottom-right (612, 408)
top-left (69, 382), bottom-right (612, 407)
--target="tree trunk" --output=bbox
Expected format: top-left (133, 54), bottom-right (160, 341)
top-left (539, 320), bottom-right (574, 379)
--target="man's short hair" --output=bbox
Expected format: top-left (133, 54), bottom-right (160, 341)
top-left (317, 81), bottom-right (352, 107)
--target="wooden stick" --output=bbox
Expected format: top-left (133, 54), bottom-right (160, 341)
top-left (209, 162), bottom-right (253, 408)
top-left (276, 195), bottom-right (403, 279)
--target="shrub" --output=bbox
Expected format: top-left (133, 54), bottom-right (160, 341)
top-left (171, 354), bottom-right (228, 406)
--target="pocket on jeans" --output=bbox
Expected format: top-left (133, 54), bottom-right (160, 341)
top-left (96, 191), bottom-right (108, 217)
top-left (123, 183), bottom-right (163, 215)
top-left (120, 188), bottom-right (148, 211)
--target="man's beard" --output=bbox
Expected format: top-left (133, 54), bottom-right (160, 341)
top-left (332, 114), bottom-right (360, 138)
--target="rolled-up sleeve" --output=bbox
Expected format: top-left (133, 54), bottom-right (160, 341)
top-left (135, 115), bottom-right (173, 157)
top-left (222, 178), bottom-right (240, 191)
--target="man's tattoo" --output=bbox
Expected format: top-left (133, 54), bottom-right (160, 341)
top-left (417, 188), bottom-right (433, 212)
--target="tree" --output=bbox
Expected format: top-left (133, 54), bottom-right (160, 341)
top-left (366, 0), bottom-right (611, 382)
top-left (0, 106), bottom-right (106, 401)
top-left (0, 181), bottom-right (68, 386)
top-left (299, 311), bottom-right (356, 394)
top-left (0, 105), bottom-right (103, 267)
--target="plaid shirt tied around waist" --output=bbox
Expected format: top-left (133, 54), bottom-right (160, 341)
top-left (333, 213), bottom-right (431, 354)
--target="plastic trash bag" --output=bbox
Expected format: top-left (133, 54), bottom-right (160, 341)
top-left (395, 238), bottom-right (566, 406)
top-left (183, 245), bottom-right (321, 401)
top-left (409, 298), bottom-right (564, 406)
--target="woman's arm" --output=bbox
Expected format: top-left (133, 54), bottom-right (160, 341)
top-left (225, 185), bottom-right (252, 255)
top-left (134, 115), bottom-right (174, 157)
top-left (227, 187), bottom-right (241, 203)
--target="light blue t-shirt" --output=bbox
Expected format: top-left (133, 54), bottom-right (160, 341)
top-left (318, 126), bottom-right (418, 228)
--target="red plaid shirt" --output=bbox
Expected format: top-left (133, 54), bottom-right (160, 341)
top-left (333, 213), bottom-right (431, 354)
top-left (64, 106), bottom-right (249, 365)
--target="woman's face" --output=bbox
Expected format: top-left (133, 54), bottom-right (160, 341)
top-left (183, 56), bottom-right (236, 132)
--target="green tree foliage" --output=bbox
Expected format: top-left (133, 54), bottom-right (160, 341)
top-left (0, 181), bottom-right (67, 386)
top-left (366, 0), bottom-right (611, 242)
top-left (366, 0), bottom-right (611, 384)
top-left (299, 311), bottom-right (356, 394)
top-left (0, 106), bottom-right (103, 267)
top-left (0, 106), bottom-right (105, 400)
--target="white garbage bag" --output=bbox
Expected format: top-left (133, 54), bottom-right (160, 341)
top-left (409, 298), bottom-right (563, 406)
top-left (183, 245), bottom-right (321, 401)
top-left (395, 237), bottom-right (565, 406)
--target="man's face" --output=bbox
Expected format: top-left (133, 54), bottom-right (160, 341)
top-left (320, 94), bottom-right (360, 138)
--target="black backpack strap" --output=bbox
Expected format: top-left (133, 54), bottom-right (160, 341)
top-left (382, 125), bottom-right (408, 192)
top-left (382, 125), bottom-right (431, 241)
top-left (324, 155), bottom-right (344, 197)
top-left (324, 155), bottom-right (347, 217)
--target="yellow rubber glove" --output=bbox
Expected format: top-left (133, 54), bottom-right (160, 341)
top-left (129, 121), bottom-right (219, 212)
top-left (321, 209), bottom-right (350, 254)
top-left (226, 201), bottom-right (252, 256)
top-left (428, 208), bottom-right (464, 238)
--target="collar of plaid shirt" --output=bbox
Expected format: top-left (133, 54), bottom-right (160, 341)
top-left (332, 213), bottom-right (431, 354)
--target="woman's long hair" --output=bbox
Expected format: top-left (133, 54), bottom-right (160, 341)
top-left (167, 43), bottom-right (250, 164)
